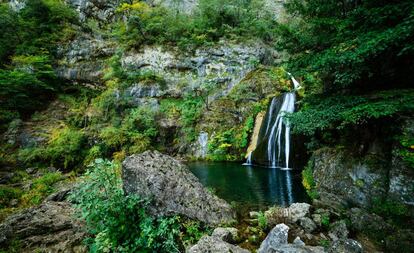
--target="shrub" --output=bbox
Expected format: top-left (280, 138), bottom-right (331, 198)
top-left (257, 211), bottom-right (268, 230)
top-left (69, 159), bottom-right (182, 252)
top-left (302, 161), bottom-right (319, 200)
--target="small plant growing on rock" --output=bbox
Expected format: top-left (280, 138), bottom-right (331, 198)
top-left (257, 211), bottom-right (268, 230)
top-left (302, 161), bottom-right (319, 200)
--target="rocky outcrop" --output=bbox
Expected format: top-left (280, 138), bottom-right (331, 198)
top-left (56, 33), bottom-right (115, 85)
top-left (65, 0), bottom-right (120, 22)
top-left (312, 148), bottom-right (388, 209)
top-left (122, 150), bottom-right (235, 225)
top-left (121, 42), bottom-right (273, 101)
top-left (0, 201), bottom-right (86, 252)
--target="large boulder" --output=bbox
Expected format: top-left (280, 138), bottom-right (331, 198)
top-left (0, 201), bottom-right (86, 252)
top-left (122, 150), bottom-right (235, 225)
top-left (258, 223), bottom-right (325, 253)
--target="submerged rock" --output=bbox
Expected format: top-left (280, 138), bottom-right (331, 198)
top-left (0, 201), bottom-right (86, 252)
top-left (122, 150), bottom-right (235, 225)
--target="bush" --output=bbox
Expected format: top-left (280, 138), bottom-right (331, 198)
top-left (69, 159), bottom-right (182, 252)
top-left (302, 161), bottom-right (319, 200)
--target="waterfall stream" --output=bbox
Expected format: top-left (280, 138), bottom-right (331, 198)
top-left (198, 132), bottom-right (208, 158)
top-left (245, 75), bottom-right (300, 169)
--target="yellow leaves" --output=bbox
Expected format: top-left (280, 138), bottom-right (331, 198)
top-left (117, 1), bottom-right (150, 14)
top-left (219, 143), bottom-right (232, 149)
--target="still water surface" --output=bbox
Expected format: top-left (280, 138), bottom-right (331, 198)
top-left (187, 162), bottom-right (308, 210)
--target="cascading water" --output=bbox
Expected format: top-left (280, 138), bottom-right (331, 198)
top-left (198, 132), bottom-right (208, 158)
top-left (267, 92), bottom-right (295, 169)
top-left (245, 75), bottom-right (301, 169)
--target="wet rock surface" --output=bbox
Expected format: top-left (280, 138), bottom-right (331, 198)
top-left (122, 150), bottom-right (235, 225)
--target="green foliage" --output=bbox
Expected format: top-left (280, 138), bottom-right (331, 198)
top-left (19, 125), bottom-right (86, 169)
top-left (372, 197), bottom-right (409, 220)
top-left (98, 106), bottom-right (158, 155)
top-left (20, 171), bottom-right (63, 206)
top-left (0, 0), bottom-right (77, 130)
top-left (301, 161), bottom-right (319, 200)
top-left (277, 0), bottom-right (414, 91)
top-left (290, 90), bottom-right (414, 136)
top-left (0, 186), bottom-right (23, 209)
top-left (397, 132), bottom-right (414, 169)
top-left (319, 239), bottom-right (330, 248)
top-left (180, 220), bottom-right (207, 247)
top-left (69, 159), bottom-right (182, 252)
top-left (320, 214), bottom-right (330, 228)
top-left (257, 211), bottom-right (268, 230)
top-left (208, 114), bottom-right (256, 161)
top-left (114, 0), bottom-right (277, 50)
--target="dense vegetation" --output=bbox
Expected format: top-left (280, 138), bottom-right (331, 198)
top-left (69, 159), bottom-right (208, 252)
top-left (0, 0), bottom-right (77, 131)
top-left (278, 0), bottom-right (414, 157)
top-left (1, 0), bottom-right (413, 251)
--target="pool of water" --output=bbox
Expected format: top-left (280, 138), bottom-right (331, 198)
top-left (187, 162), bottom-right (309, 211)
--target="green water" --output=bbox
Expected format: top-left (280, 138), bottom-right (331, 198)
top-left (187, 162), bottom-right (309, 210)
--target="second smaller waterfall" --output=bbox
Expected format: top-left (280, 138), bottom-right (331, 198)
top-left (198, 132), bottom-right (209, 158)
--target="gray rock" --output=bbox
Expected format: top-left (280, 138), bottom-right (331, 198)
top-left (211, 227), bottom-right (239, 243)
top-left (249, 211), bottom-right (260, 219)
top-left (271, 244), bottom-right (325, 253)
top-left (0, 201), bottom-right (86, 252)
top-left (328, 220), bottom-right (349, 241)
top-left (348, 208), bottom-right (392, 234)
top-left (187, 235), bottom-right (250, 253)
top-left (288, 203), bottom-right (311, 223)
top-left (312, 214), bottom-right (322, 227)
top-left (258, 223), bottom-right (289, 253)
top-left (293, 236), bottom-right (306, 246)
top-left (312, 148), bottom-right (388, 209)
top-left (122, 150), bottom-right (235, 225)
top-left (328, 239), bottom-right (363, 253)
top-left (299, 217), bottom-right (317, 233)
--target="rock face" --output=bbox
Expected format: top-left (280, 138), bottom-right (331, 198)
top-left (312, 148), bottom-right (388, 209)
top-left (0, 201), bottom-right (86, 252)
top-left (122, 150), bottom-right (235, 225)
top-left (311, 117), bottom-right (414, 214)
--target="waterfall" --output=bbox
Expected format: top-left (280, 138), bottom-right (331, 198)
top-left (244, 151), bottom-right (253, 165)
top-left (245, 74), bottom-right (300, 169)
top-left (198, 132), bottom-right (208, 158)
top-left (266, 92), bottom-right (295, 169)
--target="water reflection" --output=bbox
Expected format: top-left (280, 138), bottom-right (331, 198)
top-left (188, 162), bottom-right (308, 210)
